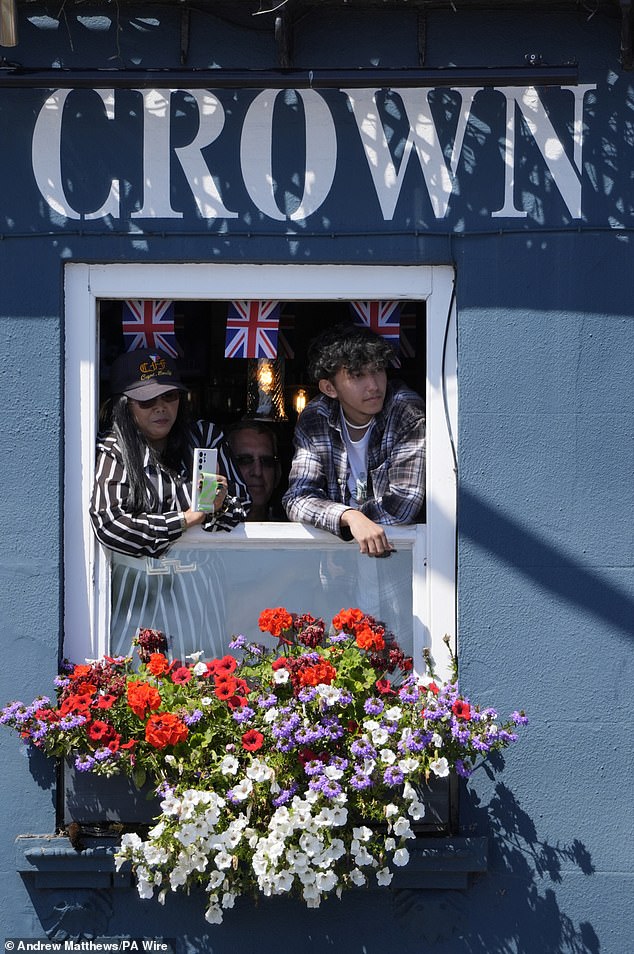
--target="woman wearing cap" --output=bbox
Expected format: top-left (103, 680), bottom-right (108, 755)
top-left (90, 348), bottom-right (250, 657)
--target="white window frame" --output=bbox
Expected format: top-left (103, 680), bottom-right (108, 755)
top-left (64, 263), bottom-right (457, 678)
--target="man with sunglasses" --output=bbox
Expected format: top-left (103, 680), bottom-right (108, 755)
top-left (227, 420), bottom-right (284, 522)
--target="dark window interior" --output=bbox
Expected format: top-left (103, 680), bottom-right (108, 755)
top-left (98, 300), bottom-right (426, 510)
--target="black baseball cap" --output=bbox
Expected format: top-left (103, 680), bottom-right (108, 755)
top-left (110, 349), bottom-right (187, 401)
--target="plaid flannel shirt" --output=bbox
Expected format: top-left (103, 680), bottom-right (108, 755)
top-left (283, 382), bottom-right (426, 538)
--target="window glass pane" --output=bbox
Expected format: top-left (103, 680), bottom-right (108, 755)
top-left (110, 543), bottom-right (414, 661)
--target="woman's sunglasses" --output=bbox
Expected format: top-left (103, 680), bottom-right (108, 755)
top-left (132, 390), bottom-right (181, 410)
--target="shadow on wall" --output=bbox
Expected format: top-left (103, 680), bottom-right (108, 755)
top-left (460, 770), bottom-right (599, 954)
top-left (460, 487), bottom-right (634, 642)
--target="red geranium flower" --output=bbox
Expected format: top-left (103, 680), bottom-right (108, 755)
top-left (355, 626), bottom-right (385, 652)
top-left (127, 681), bottom-right (162, 719)
top-left (147, 653), bottom-right (170, 677)
top-left (145, 712), bottom-right (188, 749)
top-left (297, 660), bottom-right (337, 688)
top-left (258, 607), bottom-right (294, 638)
top-left (71, 664), bottom-right (93, 681)
top-left (332, 608), bottom-right (364, 632)
top-left (241, 729), bottom-right (264, 752)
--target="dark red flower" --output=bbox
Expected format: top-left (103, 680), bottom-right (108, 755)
top-left (452, 699), bottom-right (471, 721)
top-left (171, 667), bottom-right (192, 685)
top-left (375, 679), bottom-right (396, 696)
top-left (87, 720), bottom-right (116, 742)
top-left (241, 729), bottom-right (264, 752)
top-left (94, 694), bottom-right (117, 710)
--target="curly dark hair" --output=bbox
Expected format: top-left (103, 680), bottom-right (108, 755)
top-left (307, 323), bottom-right (395, 383)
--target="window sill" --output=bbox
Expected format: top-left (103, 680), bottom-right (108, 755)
top-left (15, 834), bottom-right (487, 891)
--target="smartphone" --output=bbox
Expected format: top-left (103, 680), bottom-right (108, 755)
top-left (191, 447), bottom-right (218, 512)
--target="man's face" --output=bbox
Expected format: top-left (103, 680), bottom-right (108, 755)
top-left (319, 364), bottom-right (387, 426)
top-left (229, 429), bottom-right (279, 510)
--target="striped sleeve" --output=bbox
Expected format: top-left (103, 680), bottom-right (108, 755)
top-left (89, 440), bottom-right (183, 558)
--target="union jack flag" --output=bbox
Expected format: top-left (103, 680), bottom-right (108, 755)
top-left (349, 301), bottom-right (402, 346)
top-left (225, 301), bottom-right (281, 359)
top-left (122, 300), bottom-right (178, 358)
top-left (350, 300), bottom-right (402, 367)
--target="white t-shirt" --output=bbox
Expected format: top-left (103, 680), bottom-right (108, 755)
top-left (342, 415), bottom-right (375, 507)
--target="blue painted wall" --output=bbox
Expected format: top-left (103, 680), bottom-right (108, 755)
top-left (0, 2), bottom-right (632, 950)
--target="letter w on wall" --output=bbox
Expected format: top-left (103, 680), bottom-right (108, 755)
top-left (344, 87), bottom-right (477, 220)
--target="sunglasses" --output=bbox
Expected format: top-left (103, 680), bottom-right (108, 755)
top-left (234, 454), bottom-right (278, 469)
top-left (132, 390), bottom-right (181, 410)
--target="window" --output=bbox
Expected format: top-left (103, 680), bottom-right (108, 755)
top-left (64, 264), bottom-right (456, 678)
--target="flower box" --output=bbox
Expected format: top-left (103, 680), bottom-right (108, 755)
top-left (63, 761), bottom-right (160, 826)
top-left (3, 607), bottom-right (525, 923)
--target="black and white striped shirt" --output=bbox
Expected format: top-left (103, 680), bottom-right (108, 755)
top-left (90, 420), bottom-right (250, 558)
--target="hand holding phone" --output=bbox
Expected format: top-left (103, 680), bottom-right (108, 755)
top-left (191, 447), bottom-right (218, 511)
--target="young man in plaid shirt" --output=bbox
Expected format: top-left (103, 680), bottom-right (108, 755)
top-left (283, 324), bottom-right (425, 557)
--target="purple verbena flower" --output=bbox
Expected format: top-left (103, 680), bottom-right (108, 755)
top-left (350, 774), bottom-right (373, 791)
top-left (364, 698), bottom-right (384, 716)
top-left (383, 765), bottom-right (404, 786)
top-left (184, 709), bottom-right (204, 726)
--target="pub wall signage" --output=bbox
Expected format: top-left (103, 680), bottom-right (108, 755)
top-left (30, 85), bottom-right (596, 225)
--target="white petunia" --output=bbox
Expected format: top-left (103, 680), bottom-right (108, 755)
top-left (398, 757), bottom-right (419, 774)
top-left (370, 727), bottom-right (389, 746)
top-left (221, 891), bottom-right (237, 909)
top-left (385, 803), bottom-right (400, 818)
top-left (384, 706), bottom-right (403, 722)
top-left (247, 758), bottom-right (274, 783)
top-left (316, 870), bottom-right (338, 892)
top-left (353, 826), bottom-right (373, 842)
top-left (204, 904), bottom-right (223, 924)
top-left (376, 867), bottom-right (393, 886)
top-left (229, 778), bottom-right (253, 801)
top-left (273, 870), bottom-right (294, 892)
top-left (380, 748), bottom-right (397, 764)
top-left (186, 650), bottom-right (204, 662)
top-left (192, 661), bottom-right (208, 677)
top-left (430, 756), bottom-right (450, 778)
top-left (200, 696), bottom-right (214, 706)
top-left (349, 867), bottom-right (367, 886)
top-left (207, 870), bottom-right (225, 889)
top-left (393, 847), bottom-right (410, 867)
top-left (431, 732), bottom-right (443, 748)
top-left (408, 801), bottom-right (426, 821)
top-left (273, 668), bottom-right (289, 684)
top-left (316, 684), bottom-right (341, 705)
top-left (220, 754), bottom-right (239, 776)
top-left (392, 816), bottom-right (414, 839)
top-left (353, 846), bottom-right (374, 867)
